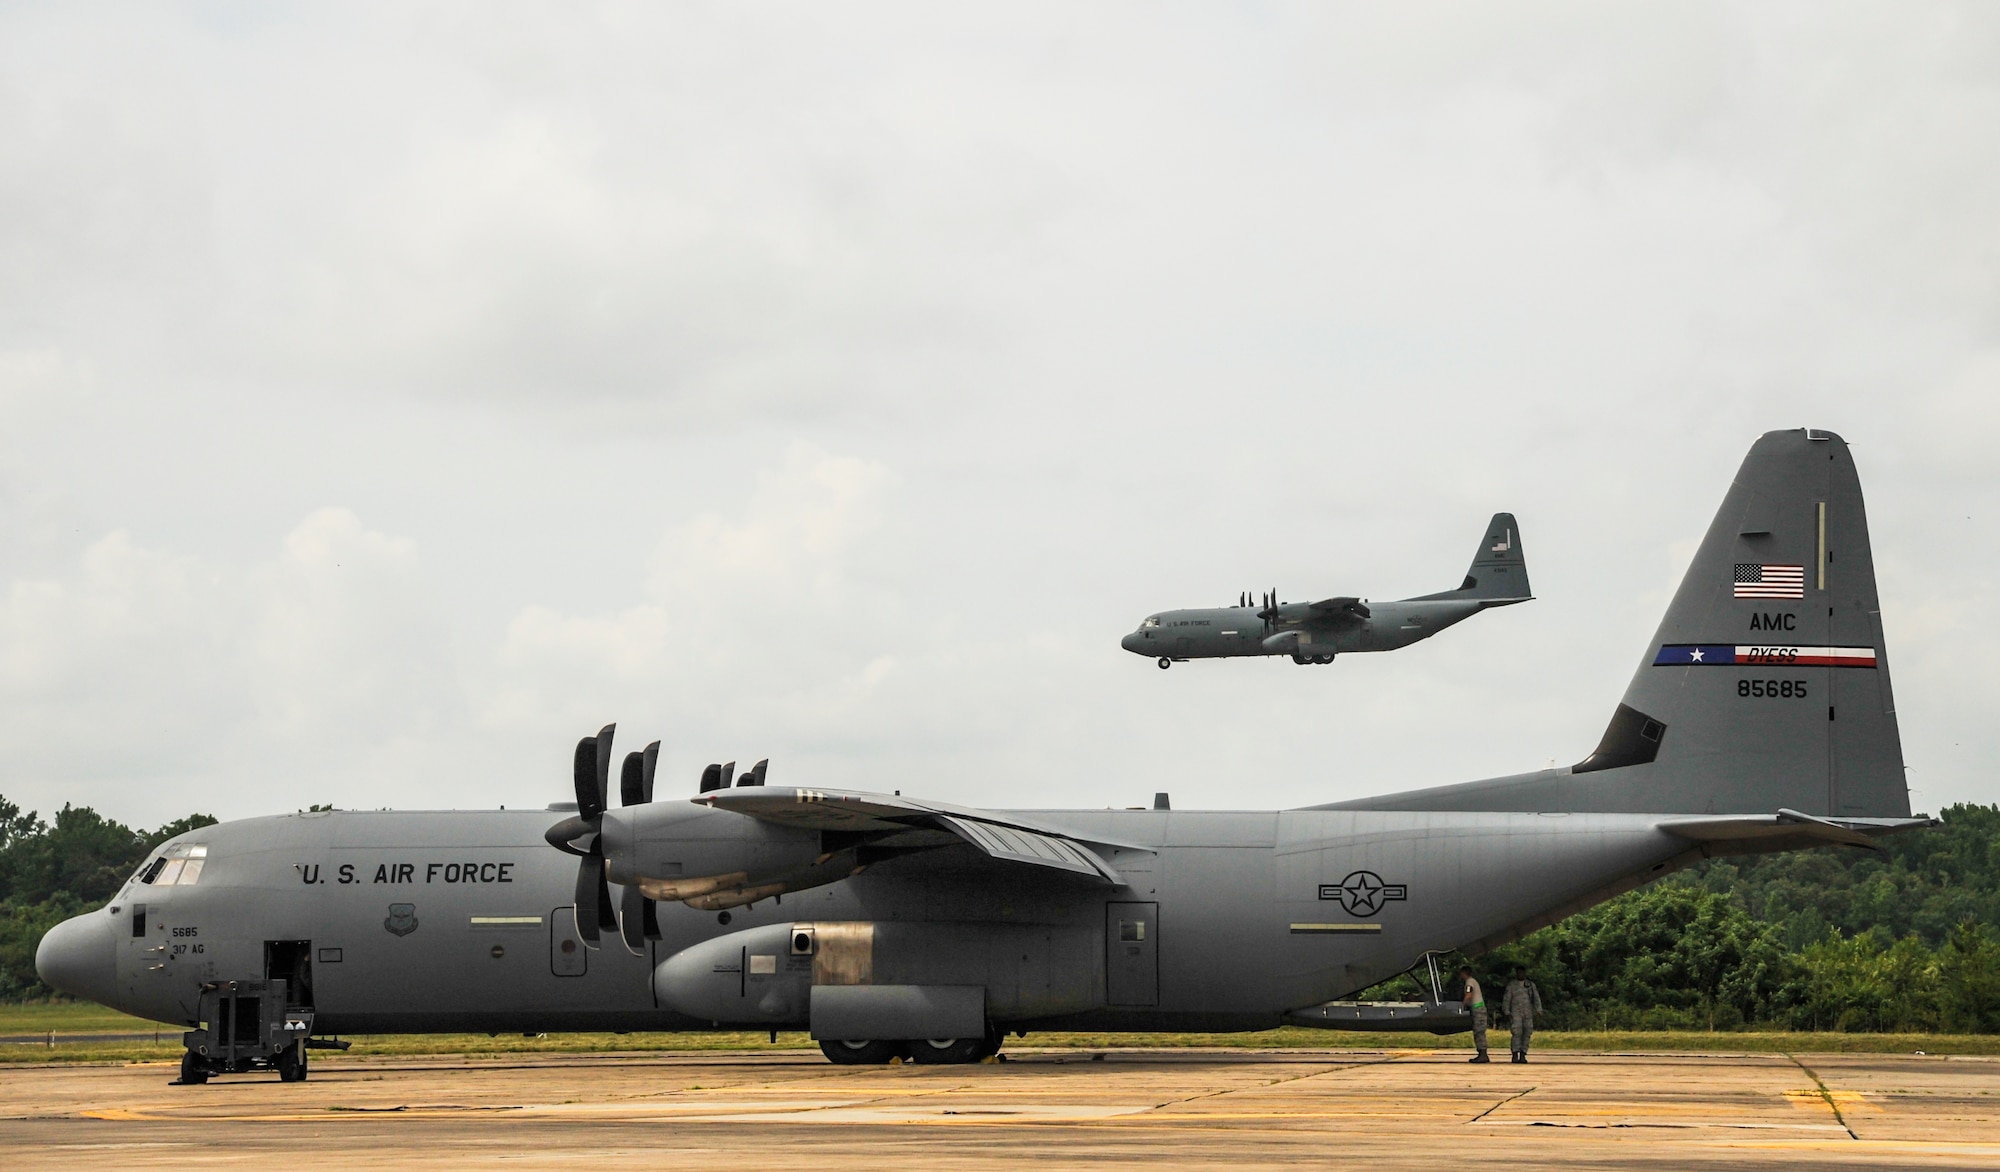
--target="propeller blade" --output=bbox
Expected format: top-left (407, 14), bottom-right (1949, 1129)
top-left (699, 763), bottom-right (723, 793)
top-left (641, 741), bottom-right (659, 804)
top-left (720, 761), bottom-right (736, 788)
top-left (620, 751), bottom-right (645, 807)
top-left (740, 759), bottom-right (768, 787)
top-left (576, 736), bottom-right (604, 816)
top-left (573, 725), bottom-right (615, 819)
top-left (593, 723), bottom-right (615, 808)
top-left (619, 882), bottom-right (647, 955)
top-left (594, 862), bottom-right (617, 937)
top-left (575, 854), bottom-right (606, 945)
top-left (642, 893), bottom-right (661, 940)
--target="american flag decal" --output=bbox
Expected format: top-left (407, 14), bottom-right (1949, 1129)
top-left (1733, 563), bottom-right (1804, 599)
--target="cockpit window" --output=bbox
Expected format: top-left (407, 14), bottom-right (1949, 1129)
top-left (138, 843), bottom-right (208, 886)
top-left (1141, 616), bottom-right (1161, 629)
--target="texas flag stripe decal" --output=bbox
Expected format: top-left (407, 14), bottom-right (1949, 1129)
top-left (1653, 644), bottom-right (1877, 668)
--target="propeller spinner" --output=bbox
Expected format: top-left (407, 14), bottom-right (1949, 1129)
top-left (542, 724), bottom-right (618, 948)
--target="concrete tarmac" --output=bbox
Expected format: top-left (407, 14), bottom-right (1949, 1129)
top-left (4, 1047), bottom-right (1998, 1169)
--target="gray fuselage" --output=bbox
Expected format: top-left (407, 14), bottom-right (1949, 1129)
top-left (44, 803), bottom-right (1693, 1034)
top-left (1123, 598), bottom-right (1485, 663)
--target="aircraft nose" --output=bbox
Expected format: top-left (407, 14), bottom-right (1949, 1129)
top-left (1121, 631), bottom-right (1146, 654)
top-left (35, 910), bottom-right (119, 1005)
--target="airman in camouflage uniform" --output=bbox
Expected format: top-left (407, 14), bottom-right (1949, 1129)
top-left (1501, 965), bottom-right (1543, 1063)
top-left (1459, 965), bottom-right (1489, 1063)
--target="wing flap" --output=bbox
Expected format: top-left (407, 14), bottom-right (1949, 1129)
top-left (1308, 596), bottom-right (1370, 622)
top-left (937, 816), bottom-right (1120, 883)
top-left (696, 786), bottom-right (1135, 884)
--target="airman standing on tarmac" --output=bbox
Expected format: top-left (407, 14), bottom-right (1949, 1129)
top-left (1459, 965), bottom-right (1489, 1063)
top-left (1502, 965), bottom-right (1543, 1064)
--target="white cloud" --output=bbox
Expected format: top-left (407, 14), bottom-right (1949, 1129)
top-left (0, 4), bottom-right (1995, 823)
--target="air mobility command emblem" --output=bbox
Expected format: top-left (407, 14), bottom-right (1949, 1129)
top-left (384, 903), bottom-right (419, 937)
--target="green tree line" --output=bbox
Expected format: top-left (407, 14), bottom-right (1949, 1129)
top-left (1367, 803), bottom-right (2000, 1033)
top-left (2, 793), bottom-right (1996, 1032)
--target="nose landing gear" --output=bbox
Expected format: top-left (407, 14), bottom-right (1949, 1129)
top-left (1157, 657), bottom-right (1172, 670)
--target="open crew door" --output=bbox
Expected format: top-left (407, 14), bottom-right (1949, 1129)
top-left (263, 940), bottom-right (313, 1008)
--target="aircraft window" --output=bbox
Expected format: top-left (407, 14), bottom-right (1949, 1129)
top-left (139, 842), bottom-right (210, 884)
top-left (1141, 616), bottom-right (1161, 629)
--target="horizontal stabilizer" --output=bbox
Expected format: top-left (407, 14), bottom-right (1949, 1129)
top-left (1659, 809), bottom-right (1936, 855)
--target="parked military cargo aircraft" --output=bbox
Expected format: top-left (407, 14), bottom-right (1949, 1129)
top-left (38, 430), bottom-right (1929, 1080)
top-left (1122, 512), bottom-right (1532, 667)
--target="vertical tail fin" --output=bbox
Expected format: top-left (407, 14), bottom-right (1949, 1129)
top-left (1325, 429), bottom-right (1910, 818)
top-left (1414, 512), bottom-right (1532, 603)
top-left (1571, 428), bottom-right (1908, 816)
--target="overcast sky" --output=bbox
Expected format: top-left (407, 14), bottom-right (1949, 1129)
top-left (2, 2), bottom-right (1995, 828)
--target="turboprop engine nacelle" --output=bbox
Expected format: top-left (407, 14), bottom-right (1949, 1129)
top-left (1261, 630), bottom-right (1302, 653)
top-left (653, 920), bottom-right (1102, 1027)
top-left (601, 802), bottom-right (837, 911)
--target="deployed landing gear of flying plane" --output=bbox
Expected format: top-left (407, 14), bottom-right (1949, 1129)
top-left (1157, 657), bottom-right (1171, 669)
top-left (1291, 652), bottom-right (1335, 665)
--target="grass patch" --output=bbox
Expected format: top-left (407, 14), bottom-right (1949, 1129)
top-left (5, 1001), bottom-right (1995, 1065)
top-left (0, 1002), bottom-right (176, 1035)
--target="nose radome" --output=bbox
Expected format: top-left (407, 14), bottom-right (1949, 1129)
top-left (1120, 632), bottom-right (1145, 654)
top-left (35, 910), bottom-right (118, 1006)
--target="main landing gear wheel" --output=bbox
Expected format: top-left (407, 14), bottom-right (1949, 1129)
top-left (910, 1036), bottom-right (988, 1064)
top-left (176, 1050), bottom-right (209, 1085)
top-left (819, 1039), bottom-right (905, 1065)
top-left (276, 1040), bottom-right (308, 1082)
top-left (1157, 657), bottom-right (1171, 670)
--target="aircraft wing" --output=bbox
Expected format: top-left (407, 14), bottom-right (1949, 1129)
top-left (695, 787), bottom-right (1133, 883)
top-left (1307, 596), bottom-right (1371, 623)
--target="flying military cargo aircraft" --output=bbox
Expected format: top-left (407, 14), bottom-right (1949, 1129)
top-left (37, 430), bottom-right (1930, 1081)
top-left (1122, 512), bottom-right (1531, 667)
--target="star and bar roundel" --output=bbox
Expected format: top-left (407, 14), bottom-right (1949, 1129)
top-left (1317, 870), bottom-right (1408, 916)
